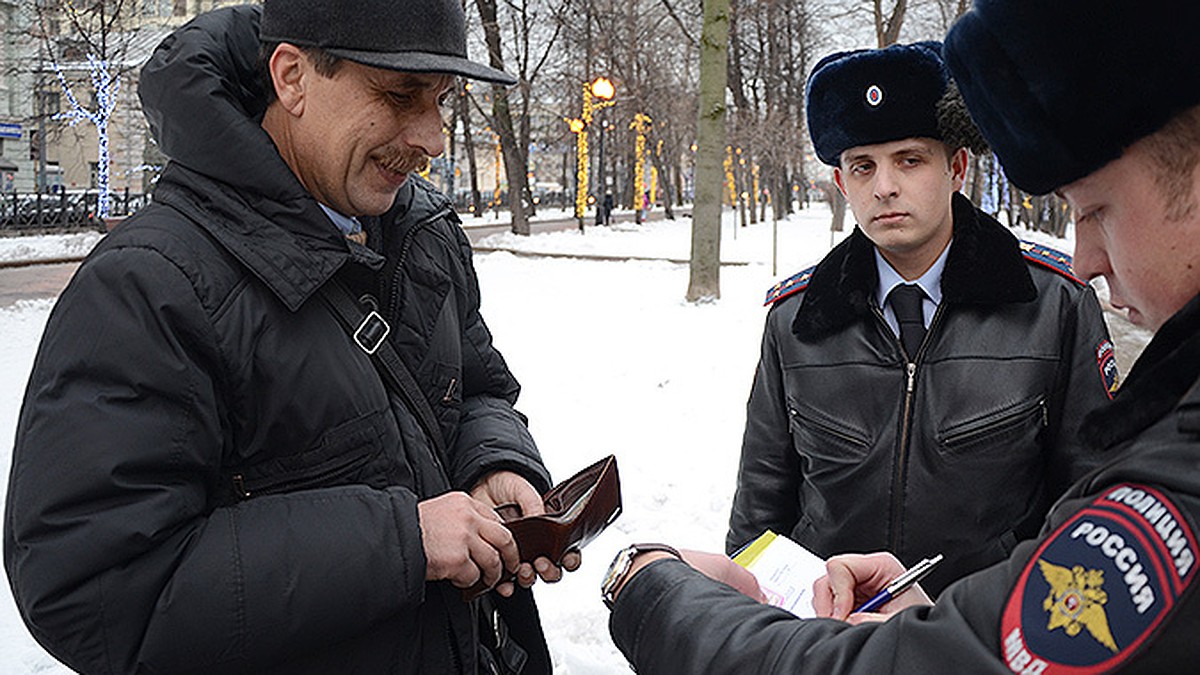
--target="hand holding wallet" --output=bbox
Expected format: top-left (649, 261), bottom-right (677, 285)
top-left (496, 454), bottom-right (622, 564)
top-left (462, 455), bottom-right (622, 599)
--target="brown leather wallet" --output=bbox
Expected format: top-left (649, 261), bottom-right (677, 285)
top-left (462, 455), bottom-right (622, 599)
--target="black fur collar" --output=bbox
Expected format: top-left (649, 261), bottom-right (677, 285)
top-left (1081, 292), bottom-right (1200, 450)
top-left (792, 192), bottom-right (1037, 340)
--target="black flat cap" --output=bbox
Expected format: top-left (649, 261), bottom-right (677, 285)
top-left (260, 0), bottom-right (517, 85)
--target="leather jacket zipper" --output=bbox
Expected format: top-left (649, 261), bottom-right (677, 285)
top-left (790, 406), bottom-right (868, 447)
top-left (882, 303), bottom-right (945, 554)
top-left (942, 396), bottom-right (1048, 448)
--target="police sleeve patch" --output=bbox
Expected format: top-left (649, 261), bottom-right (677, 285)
top-left (1095, 339), bottom-right (1120, 399)
top-left (1001, 484), bottom-right (1197, 674)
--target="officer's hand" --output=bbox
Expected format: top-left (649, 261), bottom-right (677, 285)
top-left (469, 471), bottom-right (582, 596)
top-left (418, 491), bottom-right (519, 591)
top-left (615, 548), bottom-right (765, 604)
top-left (680, 549), bottom-right (767, 601)
top-left (812, 552), bottom-right (933, 623)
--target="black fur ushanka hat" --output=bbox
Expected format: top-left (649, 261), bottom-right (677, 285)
top-left (945, 0), bottom-right (1200, 195)
top-left (806, 41), bottom-right (985, 166)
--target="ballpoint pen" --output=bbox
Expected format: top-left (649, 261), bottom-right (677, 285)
top-left (852, 554), bottom-right (943, 614)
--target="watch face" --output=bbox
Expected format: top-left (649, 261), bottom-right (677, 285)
top-left (601, 546), bottom-right (636, 604)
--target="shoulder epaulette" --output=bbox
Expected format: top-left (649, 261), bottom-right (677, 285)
top-left (1018, 240), bottom-right (1085, 286)
top-left (764, 264), bottom-right (817, 306)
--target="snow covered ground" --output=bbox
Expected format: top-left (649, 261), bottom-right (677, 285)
top-left (0, 203), bottom-right (1150, 673)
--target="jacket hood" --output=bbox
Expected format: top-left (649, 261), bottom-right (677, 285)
top-left (793, 192), bottom-right (1036, 340)
top-left (138, 5), bottom-right (367, 310)
top-left (140, 6), bottom-right (295, 207)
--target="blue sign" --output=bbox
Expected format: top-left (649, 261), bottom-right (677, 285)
top-left (0, 123), bottom-right (21, 140)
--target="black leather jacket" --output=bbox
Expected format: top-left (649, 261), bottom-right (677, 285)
top-left (728, 195), bottom-right (1113, 595)
top-left (4, 7), bottom-right (548, 674)
top-left (614, 292), bottom-right (1200, 675)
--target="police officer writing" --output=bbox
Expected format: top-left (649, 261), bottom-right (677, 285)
top-left (727, 41), bottom-right (1113, 597)
top-left (4, 1), bottom-right (575, 673)
top-left (604, 2), bottom-right (1200, 673)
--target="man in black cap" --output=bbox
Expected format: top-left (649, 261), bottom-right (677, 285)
top-left (4, 2), bottom-right (571, 673)
top-left (599, 3), bottom-right (1200, 673)
top-left (727, 41), bottom-right (1112, 596)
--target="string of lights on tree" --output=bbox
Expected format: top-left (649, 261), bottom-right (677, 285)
top-left (52, 54), bottom-right (120, 218)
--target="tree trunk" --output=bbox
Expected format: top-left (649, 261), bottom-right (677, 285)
top-left (874, 0), bottom-right (908, 47)
top-left (459, 84), bottom-right (484, 217)
top-left (475, 0), bottom-right (530, 235)
top-left (687, 0), bottom-right (731, 302)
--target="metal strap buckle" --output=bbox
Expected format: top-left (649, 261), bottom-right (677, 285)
top-left (353, 311), bottom-right (390, 355)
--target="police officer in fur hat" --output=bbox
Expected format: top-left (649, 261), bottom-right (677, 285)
top-left (600, 4), bottom-right (1200, 674)
top-left (4, 1), bottom-right (573, 673)
top-left (726, 41), bottom-right (1113, 597)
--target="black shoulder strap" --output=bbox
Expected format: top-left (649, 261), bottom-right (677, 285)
top-left (319, 279), bottom-right (450, 475)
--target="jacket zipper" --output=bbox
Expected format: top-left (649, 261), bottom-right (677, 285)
top-left (231, 451), bottom-right (374, 500)
top-left (387, 205), bottom-right (454, 322)
top-left (382, 205), bottom-right (456, 486)
top-left (790, 406), bottom-right (868, 447)
top-left (883, 303), bottom-right (945, 554)
top-left (941, 396), bottom-right (1048, 448)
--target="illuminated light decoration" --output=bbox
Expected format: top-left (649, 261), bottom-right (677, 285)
top-left (566, 78), bottom-right (616, 225)
top-left (53, 55), bottom-right (119, 218)
top-left (493, 134), bottom-right (502, 212)
top-left (724, 146), bottom-right (737, 206)
top-left (630, 112), bottom-right (652, 214)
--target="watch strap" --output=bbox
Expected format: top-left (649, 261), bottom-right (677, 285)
top-left (601, 543), bottom-right (681, 608)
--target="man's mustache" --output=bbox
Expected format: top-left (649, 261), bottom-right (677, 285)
top-left (377, 149), bottom-right (430, 175)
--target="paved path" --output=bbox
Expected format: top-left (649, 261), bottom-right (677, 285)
top-left (0, 262), bottom-right (78, 307)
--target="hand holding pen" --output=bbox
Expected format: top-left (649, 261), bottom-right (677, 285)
top-left (812, 552), bottom-right (938, 622)
top-left (852, 554), bottom-right (942, 613)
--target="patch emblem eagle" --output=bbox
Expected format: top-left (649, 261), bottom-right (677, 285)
top-left (1001, 484), bottom-right (1196, 673)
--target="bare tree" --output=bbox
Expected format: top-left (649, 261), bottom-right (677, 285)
top-left (687, 0), bottom-right (731, 301)
top-left (873, 0), bottom-right (908, 47)
top-left (33, 0), bottom-right (141, 216)
top-left (472, 0), bottom-right (567, 234)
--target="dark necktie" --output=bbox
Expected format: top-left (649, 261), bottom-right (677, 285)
top-left (889, 284), bottom-right (927, 360)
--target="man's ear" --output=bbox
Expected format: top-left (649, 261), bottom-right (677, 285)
top-left (268, 43), bottom-right (307, 116)
top-left (832, 166), bottom-right (849, 198)
top-left (949, 146), bottom-right (969, 191)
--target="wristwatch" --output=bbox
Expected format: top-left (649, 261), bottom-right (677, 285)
top-left (601, 543), bottom-right (681, 608)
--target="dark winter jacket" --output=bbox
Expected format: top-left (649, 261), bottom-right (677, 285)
top-left (614, 292), bottom-right (1200, 675)
top-left (727, 194), bottom-right (1114, 595)
top-left (4, 7), bottom-right (549, 674)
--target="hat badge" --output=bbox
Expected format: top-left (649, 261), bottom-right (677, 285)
top-left (866, 84), bottom-right (884, 107)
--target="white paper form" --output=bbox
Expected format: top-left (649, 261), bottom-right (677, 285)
top-left (732, 530), bottom-right (828, 618)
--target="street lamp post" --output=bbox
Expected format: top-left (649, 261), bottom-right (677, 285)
top-left (564, 77), bottom-right (615, 232)
top-left (590, 78), bottom-right (615, 227)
